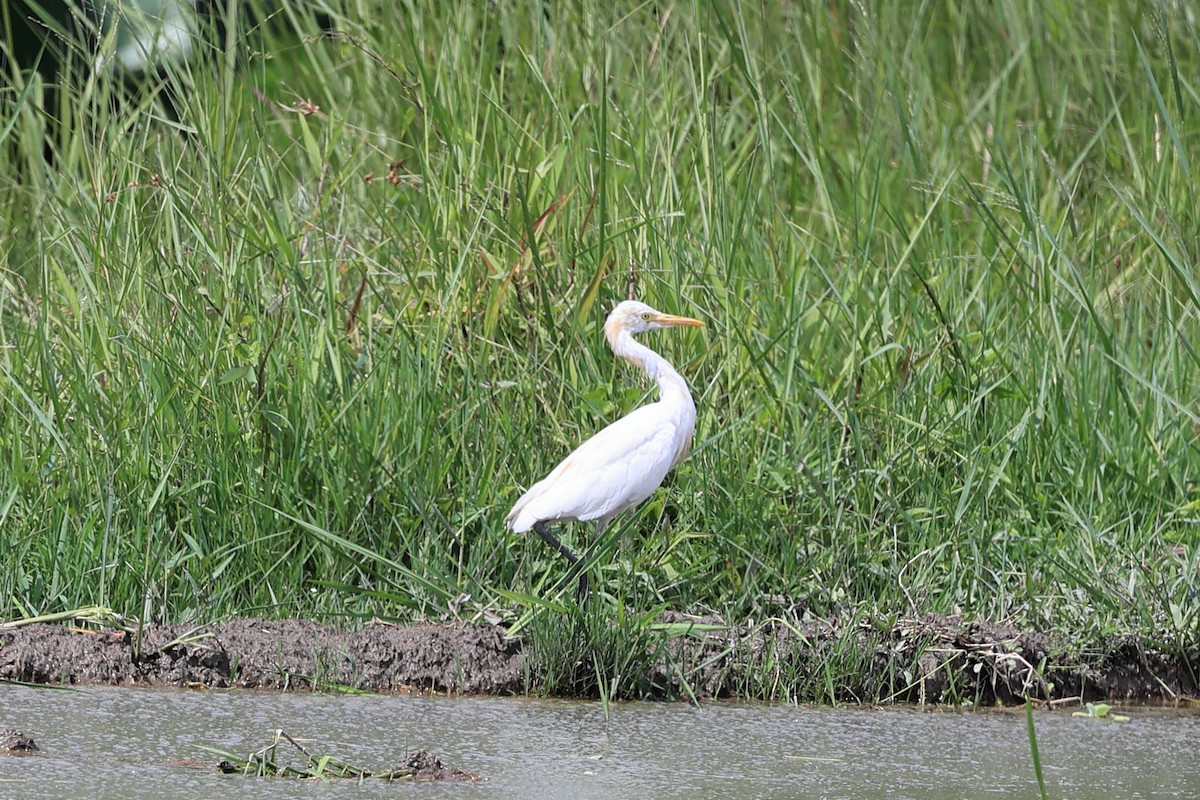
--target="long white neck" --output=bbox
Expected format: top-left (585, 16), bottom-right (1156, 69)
top-left (607, 331), bottom-right (691, 403)
top-left (606, 327), bottom-right (697, 461)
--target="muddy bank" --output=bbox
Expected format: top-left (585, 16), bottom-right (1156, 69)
top-left (0, 615), bottom-right (1194, 704)
top-left (0, 619), bottom-right (521, 694)
top-left (653, 612), bottom-right (1198, 705)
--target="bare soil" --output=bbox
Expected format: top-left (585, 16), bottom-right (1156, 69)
top-left (0, 619), bottom-right (520, 693)
top-left (0, 614), bottom-right (1194, 704)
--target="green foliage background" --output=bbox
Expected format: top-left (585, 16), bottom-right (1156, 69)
top-left (1, 1), bottom-right (1197, 666)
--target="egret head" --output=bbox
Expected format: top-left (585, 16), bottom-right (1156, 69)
top-left (604, 300), bottom-right (704, 341)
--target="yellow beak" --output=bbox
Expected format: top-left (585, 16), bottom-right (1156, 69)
top-left (655, 313), bottom-right (705, 328)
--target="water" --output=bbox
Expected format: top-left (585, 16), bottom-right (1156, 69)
top-left (1, 685), bottom-right (1196, 799)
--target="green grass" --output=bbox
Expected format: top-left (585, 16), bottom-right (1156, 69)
top-left (1, 0), bottom-right (1198, 698)
top-left (1026, 697), bottom-right (1050, 800)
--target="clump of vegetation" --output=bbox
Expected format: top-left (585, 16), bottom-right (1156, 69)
top-left (207, 729), bottom-right (478, 782)
top-left (1072, 702), bottom-right (1131, 722)
top-left (1, 0), bottom-right (1197, 699)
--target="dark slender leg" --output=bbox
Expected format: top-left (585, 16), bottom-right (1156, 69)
top-left (532, 520), bottom-right (578, 565)
top-left (532, 521), bottom-right (589, 600)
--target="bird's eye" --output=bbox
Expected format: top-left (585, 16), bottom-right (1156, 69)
top-left (641, 312), bottom-right (653, 321)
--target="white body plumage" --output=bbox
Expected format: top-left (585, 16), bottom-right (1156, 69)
top-left (506, 301), bottom-right (703, 546)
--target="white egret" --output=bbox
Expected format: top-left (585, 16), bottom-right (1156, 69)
top-left (506, 300), bottom-right (704, 597)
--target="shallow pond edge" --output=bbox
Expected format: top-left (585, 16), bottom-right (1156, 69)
top-left (0, 615), bottom-right (1195, 706)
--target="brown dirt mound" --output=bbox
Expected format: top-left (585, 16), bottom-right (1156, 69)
top-left (0, 619), bottom-right (522, 694)
top-left (0, 614), bottom-right (1194, 704)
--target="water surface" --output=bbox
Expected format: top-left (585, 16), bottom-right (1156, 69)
top-left (1, 685), bottom-right (1195, 799)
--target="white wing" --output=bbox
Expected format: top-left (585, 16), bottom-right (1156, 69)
top-left (506, 403), bottom-right (684, 532)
